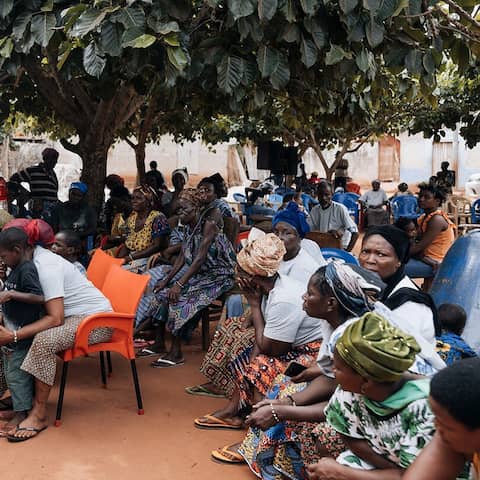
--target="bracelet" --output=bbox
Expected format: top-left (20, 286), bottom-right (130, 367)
top-left (13, 330), bottom-right (17, 344)
top-left (175, 280), bottom-right (184, 289)
top-left (270, 403), bottom-right (280, 423)
top-left (287, 394), bottom-right (296, 407)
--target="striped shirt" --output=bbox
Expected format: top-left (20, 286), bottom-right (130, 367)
top-left (10, 163), bottom-right (58, 202)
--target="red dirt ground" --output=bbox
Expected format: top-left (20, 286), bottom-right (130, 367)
top-left (1, 334), bottom-right (253, 480)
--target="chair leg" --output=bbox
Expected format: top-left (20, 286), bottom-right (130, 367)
top-left (106, 351), bottom-right (113, 377)
top-left (201, 308), bottom-right (210, 351)
top-left (99, 351), bottom-right (107, 388)
top-left (55, 361), bottom-right (69, 427)
top-left (130, 359), bottom-right (144, 415)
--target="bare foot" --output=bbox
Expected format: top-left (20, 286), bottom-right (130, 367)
top-left (199, 383), bottom-right (224, 396)
top-left (8, 413), bottom-right (48, 441)
top-left (0, 411), bottom-right (27, 437)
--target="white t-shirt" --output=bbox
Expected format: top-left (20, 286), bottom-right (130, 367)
top-left (33, 247), bottom-right (112, 317)
top-left (300, 239), bottom-right (327, 267)
top-left (278, 246), bottom-right (325, 287)
top-left (262, 274), bottom-right (326, 347)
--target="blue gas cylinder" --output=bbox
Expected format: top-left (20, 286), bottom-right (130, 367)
top-left (430, 229), bottom-right (480, 352)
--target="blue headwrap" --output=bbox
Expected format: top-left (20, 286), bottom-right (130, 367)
top-left (272, 201), bottom-right (310, 238)
top-left (69, 182), bottom-right (88, 194)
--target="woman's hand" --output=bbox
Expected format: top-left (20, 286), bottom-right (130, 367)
top-left (245, 405), bottom-right (277, 430)
top-left (291, 364), bottom-right (323, 383)
top-left (0, 326), bottom-right (13, 347)
top-left (153, 279), bottom-right (169, 293)
top-left (167, 284), bottom-right (181, 303)
top-left (307, 458), bottom-right (348, 480)
top-left (253, 398), bottom-right (288, 410)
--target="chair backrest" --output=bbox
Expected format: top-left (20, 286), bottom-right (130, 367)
top-left (332, 193), bottom-right (360, 224)
top-left (233, 193), bottom-right (247, 203)
top-left (305, 231), bottom-right (342, 249)
top-left (321, 248), bottom-right (359, 265)
top-left (267, 193), bottom-right (283, 210)
top-left (87, 249), bottom-right (125, 290)
top-left (472, 198), bottom-right (480, 224)
top-left (102, 265), bottom-right (150, 314)
top-left (390, 196), bottom-right (419, 221)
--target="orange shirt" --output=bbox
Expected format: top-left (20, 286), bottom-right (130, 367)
top-left (418, 210), bottom-right (455, 262)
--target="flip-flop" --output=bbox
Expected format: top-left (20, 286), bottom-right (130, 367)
top-left (150, 358), bottom-right (184, 368)
top-left (185, 385), bottom-right (226, 398)
top-left (136, 347), bottom-right (163, 358)
top-left (211, 444), bottom-right (245, 464)
top-left (7, 425), bottom-right (48, 443)
top-left (194, 414), bottom-right (243, 430)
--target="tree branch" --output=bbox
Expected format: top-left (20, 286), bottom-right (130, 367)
top-left (60, 137), bottom-right (81, 155)
top-left (124, 137), bottom-right (137, 149)
top-left (441, 0), bottom-right (480, 30)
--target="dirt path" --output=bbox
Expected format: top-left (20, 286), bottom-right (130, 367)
top-left (1, 341), bottom-right (253, 480)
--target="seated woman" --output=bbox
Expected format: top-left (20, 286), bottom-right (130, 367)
top-left (198, 174), bottom-right (236, 221)
top-left (136, 188), bottom-right (236, 366)
top-left (161, 168), bottom-right (188, 218)
top-left (114, 185), bottom-right (170, 272)
top-left (405, 185), bottom-right (455, 283)
top-left (50, 182), bottom-right (97, 243)
top-left (359, 224), bottom-right (440, 352)
top-left (194, 234), bottom-right (325, 429)
top-left (188, 202), bottom-right (324, 399)
top-left (100, 185), bottom-right (132, 251)
top-left (307, 313), bottom-right (435, 480)
top-left (0, 219), bottom-right (112, 442)
top-left (214, 262), bottom-right (385, 472)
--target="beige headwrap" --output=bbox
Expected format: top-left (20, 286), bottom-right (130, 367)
top-left (237, 233), bottom-right (286, 277)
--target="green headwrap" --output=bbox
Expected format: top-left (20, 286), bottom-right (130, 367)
top-left (336, 312), bottom-right (421, 383)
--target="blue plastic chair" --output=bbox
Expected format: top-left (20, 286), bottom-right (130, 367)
top-left (321, 248), bottom-right (359, 265)
top-left (274, 187), bottom-right (296, 196)
top-left (390, 196), bottom-right (420, 222)
top-left (332, 192), bottom-right (360, 224)
top-left (233, 193), bottom-right (247, 203)
top-left (300, 193), bottom-right (318, 214)
top-left (471, 198), bottom-right (480, 224)
top-left (267, 193), bottom-right (283, 211)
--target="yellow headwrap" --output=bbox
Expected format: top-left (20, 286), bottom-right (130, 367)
top-left (336, 312), bottom-right (420, 383)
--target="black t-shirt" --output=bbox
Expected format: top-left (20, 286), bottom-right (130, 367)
top-left (3, 260), bottom-right (44, 348)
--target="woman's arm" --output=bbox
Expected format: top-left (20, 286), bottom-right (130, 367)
top-left (0, 297), bottom-right (64, 346)
top-left (410, 215), bottom-right (448, 256)
top-left (0, 291), bottom-right (44, 304)
top-left (128, 235), bottom-right (169, 261)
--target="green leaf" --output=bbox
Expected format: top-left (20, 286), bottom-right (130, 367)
top-left (163, 33), bottom-right (180, 46)
top-left (12, 12), bottom-right (32, 40)
top-left (392, 0), bottom-right (409, 16)
top-left (100, 21), bottom-right (123, 57)
top-left (57, 42), bottom-right (74, 70)
top-left (217, 55), bottom-right (244, 93)
top-left (228, 0), bottom-right (255, 20)
top-left (148, 20), bottom-right (179, 35)
top-left (258, 0), bottom-right (278, 21)
top-left (83, 41), bottom-right (106, 78)
top-left (325, 44), bottom-right (351, 65)
top-left (304, 17), bottom-right (327, 49)
top-left (376, 0), bottom-right (398, 20)
top-left (60, 4), bottom-right (88, 31)
top-left (254, 89), bottom-right (265, 107)
top-left (365, 19), bottom-right (384, 48)
top-left (355, 48), bottom-right (369, 72)
top-left (124, 33), bottom-right (156, 48)
top-left (279, 0), bottom-right (297, 22)
top-left (167, 46), bottom-right (188, 71)
top-left (363, 0), bottom-right (381, 12)
top-left (69, 9), bottom-right (108, 37)
top-left (0, 0), bottom-right (13, 19)
top-left (422, 51), bottom-right (435, 74)
top-left (270, 52), bottom-right (290, 89)
top-left (121, 27), bottom-right (144, 47)
top-left (112, 5), bottom-right (145, 29)
top-left (41, 0), bottom-right (54, 13)
top-left (300, 36), bottom-right (317, 68)
top-left (31, 13), bottom-right (56, 47)
top-left (339, 0), bottom-right (358, 14)
top-left (405, 49), bottom-right (422, 74)
top-left (300, 0), bottom-right (319, 15)
top-left (0, 38), bottom-right (13, 58)
top-left (257, 45), bottom-right (279, 78)
top-left (242, 58), bottom-right (257, 85)
top-left (451, 40), bottom-right (471, 72)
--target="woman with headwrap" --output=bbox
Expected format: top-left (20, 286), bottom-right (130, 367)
top-left (221, 263), bottom-right (385, 475)
top-left (114, 185), bottom-right (170, 272)
top-left (161, 168), bottom-right (188, 217)
top-left (194, 234), bottom-right (325, 430)
top-left (0, 219), bottom-right (112, 441)
top-left (50, 182), bottom-right (97, 242)
top-left (135, 188), bottom-right (236, 367)
top-left (359, 225), bottom-right (440, 347)
top-left (186, 202), bottom-right (325, 399)
top-left (307, 313), bottom-right (435, 480)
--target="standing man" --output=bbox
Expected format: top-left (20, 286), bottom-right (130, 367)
top-left (436, 161), bottom-right (455, 194)
top-left (334, 153), bottom-right (349, 191)
top-left (147, 161), bottom-right (165, 189)
top-left (307, 181), bottom-right (359, 251)
top-left (10, 148), bottom-right (59, 216)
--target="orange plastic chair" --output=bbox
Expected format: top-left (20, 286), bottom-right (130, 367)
top-left (87, 248), bottom-right (125, 289)
top-left (55, 265), bottom-right (150, 426)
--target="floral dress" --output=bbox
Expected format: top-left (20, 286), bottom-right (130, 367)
top-left (325, 380), bottom-right (435, 470)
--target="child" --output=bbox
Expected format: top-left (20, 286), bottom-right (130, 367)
top-left (51, 230), bottom-right (86, 275)
top-left (0, 228), bottom-right (44, 435)
top-left (436, 303), bottom-right (477, 365)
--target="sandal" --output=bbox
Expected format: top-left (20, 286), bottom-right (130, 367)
top-left (150, 358), bottom-right (184, 368)
top-left (194, 414), bottom-right (243, 430)
top-left (211, 444), bottom-right (245, 464)
top-left (136, 347), bottom-right (164, 358)
top-left (7, 425), bottom-right (47, 443)
top-left (185, 385), bottom-right (226, 398)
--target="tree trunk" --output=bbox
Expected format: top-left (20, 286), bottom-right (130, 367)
top-left (135, 144), bottom-right (146, 185)
top-left (79, 146), bottom-right (109, 212)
